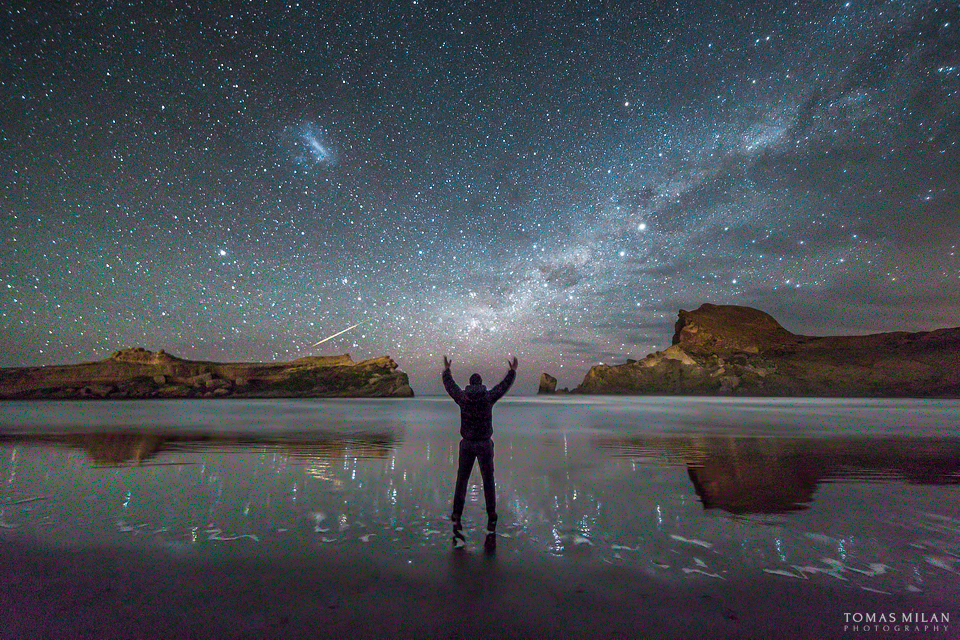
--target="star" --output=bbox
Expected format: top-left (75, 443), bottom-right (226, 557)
top-left (0, 0), bottom-right (955, 394)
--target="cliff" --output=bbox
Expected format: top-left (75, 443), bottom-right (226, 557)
top-left (0, 348), bottom-right (415, 400)
top-left (572, 303), bottom-right (960, 397)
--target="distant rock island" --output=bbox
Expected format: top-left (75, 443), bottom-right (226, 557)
top-left (544, 304), bottom-right (960, 397)
top-left (538, 373), bottom-right (558, 394)
top-left (0, 348), bottom-right (414, 400)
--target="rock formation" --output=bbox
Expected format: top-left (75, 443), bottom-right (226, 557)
top-left (671, 304), bottom-right (800, 356)
top-left (0, 348), bottom-right (415, 400)
top-left (573, 303), bottom-right (960, 397)
top-left (538, 373), bottom-right (558, 394)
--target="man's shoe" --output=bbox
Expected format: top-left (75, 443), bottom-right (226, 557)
top-left (452, 521), bottom-right (465, 547)
top-left (486, 515), bottom-right (497, 533)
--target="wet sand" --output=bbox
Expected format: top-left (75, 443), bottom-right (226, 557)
top-left (2, 539), bottom-right (951, 639)
top-left (2, 398), bottom-right (960, 638)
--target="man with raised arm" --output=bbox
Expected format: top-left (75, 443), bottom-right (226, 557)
top-left (443, 355), bottom-right (518, 547)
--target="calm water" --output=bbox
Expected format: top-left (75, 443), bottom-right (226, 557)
top-left (1, 396), bottom-right (959, 599)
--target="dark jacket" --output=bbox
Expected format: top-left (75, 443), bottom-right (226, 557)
top-left (442, 368), bottom-right (515, 440)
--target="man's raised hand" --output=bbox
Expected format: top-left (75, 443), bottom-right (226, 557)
top-left (443, 355), bottom-right (452, 370)
top-left (508, 356), bottom-right (518, 370)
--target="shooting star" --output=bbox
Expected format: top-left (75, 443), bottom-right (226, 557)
top-left (312, 322), bottom-right (365, 347)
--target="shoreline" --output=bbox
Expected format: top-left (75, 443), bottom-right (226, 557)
top-left (1, 538), bottom-right (952, 639)
top-left (2, 398), bottom-right (959, 639)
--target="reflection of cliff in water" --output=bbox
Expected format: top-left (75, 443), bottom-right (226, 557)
top-left (685, 440), bottom-right (818, 514)
top-left (594, 435), bottom-right (960, 515)
top-left (0, 430), bottom-right (399, 465)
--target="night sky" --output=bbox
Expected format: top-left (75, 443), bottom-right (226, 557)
top-left (2, 0), bottom-right (958, 393)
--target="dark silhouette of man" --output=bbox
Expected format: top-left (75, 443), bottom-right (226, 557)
top-left (443, 355), bottom-right (517, 547)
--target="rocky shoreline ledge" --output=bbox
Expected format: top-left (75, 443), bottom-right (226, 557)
top-left (0, 348), bottom-right (414, 400)
top-left (544, 304), bottom-right (960, 398)
top-left (6, 304), bottom-right (959, 400)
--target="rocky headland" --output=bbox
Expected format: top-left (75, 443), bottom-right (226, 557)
top-left (553, 303), bottom-right (960, 397)
top-left (0, 348), bottom-right (414, 400)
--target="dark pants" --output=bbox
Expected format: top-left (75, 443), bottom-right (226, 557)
top-left (451, 438), bottom-right (496, 521)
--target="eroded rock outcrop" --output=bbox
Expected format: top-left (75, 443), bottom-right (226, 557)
top-left (0, 348), bottom-right (415, 400)
top-left (538, 373), bottom-right (558, 395)
top-left (574, 303), bottom-right (960, 397)
top-left (671, 304), bottom-right (800, 356)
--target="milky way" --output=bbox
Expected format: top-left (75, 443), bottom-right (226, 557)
top-left (2, 1), bottom-right (958, 392)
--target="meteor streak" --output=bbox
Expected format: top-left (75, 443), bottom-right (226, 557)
top-left (312, 322), bottom-right (364, 347)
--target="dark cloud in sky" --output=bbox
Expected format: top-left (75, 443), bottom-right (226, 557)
top-left (1, 0), bottom-right (958, 392)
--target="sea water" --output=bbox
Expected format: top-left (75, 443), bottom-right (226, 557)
top-left (1, 396), bottom-right (959, 598)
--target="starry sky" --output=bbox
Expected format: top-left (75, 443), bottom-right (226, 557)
top-left (2, 0), bottom-right (958, 393)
